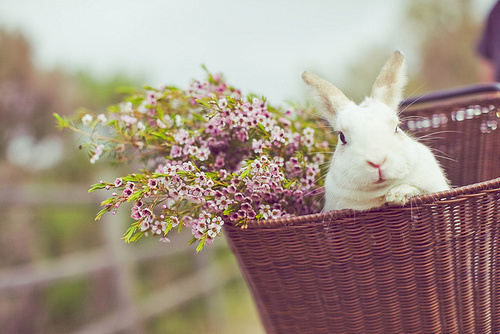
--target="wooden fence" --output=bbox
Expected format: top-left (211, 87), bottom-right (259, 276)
top-left (0, 182), bottom-right (261, 333)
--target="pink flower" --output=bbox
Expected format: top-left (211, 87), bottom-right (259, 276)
top-left (170, 145), bottom-right (182, 158)
top-left (121, 115), bottom-right (137, 126)
top-left (75, 71), bottom-right (332, 251)
top-left (170, 216), bottom-right (180, 227)
top-left (141, 220), bottom-right (150, 231)
top-left (226, 185), bottom-right (237, 194)
top-left (148, 178), bottom-right (159, 189)
top-left (252, 139), bottom-right (264, 154)
top-left (240, 202), bottom-right (252, 212)
top-left (197, 220), bottom-right (207, 232)
top-left (122, 188), bottom-right (133, 197)
top-left (196, 146), bottom-right (211, 161)
top-left (214, 154), bottom-right (225, 168)
top-left (216, 196), bottom-right (231, 211)
top-left (182, 162), bottom-right (195, 172)
top-left (219, 169), bottom-right (228, 179)
top-left (114, 178), bottom-right (123, 187)
top-left (141, 208), bottom-right (153, 218)
top-left (159, 236), bottom-right (170, 243)
top-left (270, 209), bottom-right (282, 219)
top-left (175, 129), bottom-right (190, 144)
top-left (194, 172), bottom-right (207, 185)
top-left (131, 208), bottom-right (142, 220)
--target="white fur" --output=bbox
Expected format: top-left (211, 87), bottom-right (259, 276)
top-left (303, 51), bottom-right (450, 211)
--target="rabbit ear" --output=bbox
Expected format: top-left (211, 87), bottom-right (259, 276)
top-left (302, 71), bottom-right (353, 123)
top-left (370, 51), bottom-right (407, 110)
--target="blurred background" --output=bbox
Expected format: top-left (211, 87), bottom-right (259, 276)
top-left (0, 0), bottom-right (496, 333)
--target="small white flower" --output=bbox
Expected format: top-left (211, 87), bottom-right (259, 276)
top-left (303, 127), bottom-right (314, 137)
top-left (97, 114), bottom-right (107, 125)
top-left (163, 115), bottom-right (174, 128)
top-left (89, 144), bottom-right (104, 164)
top-left (121, 115), bottom-right (137, 126)
top-left (218, 98), bottom-right (227, 108)
top-left (188, 146), bottom-right (199, 156)
top-left (119, 101), bottom-right (133, 113)
top-left (209, 222), bottom-right (221, 233)
top-left (175, 115), bottom-right (183, 127)
top-left (137, 100), bottom-right (148, 114)
top-left (195, 146), bottom-right (210, 161)
top-left (156, 119), bottom-right (167, 128)
top-left (82, 114), bottom-right (93, 126)
top-left (140, 220), bottom-right (150, 231)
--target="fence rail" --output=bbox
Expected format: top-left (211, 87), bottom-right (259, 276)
top-left (0, 182), bottom-right (243, 334)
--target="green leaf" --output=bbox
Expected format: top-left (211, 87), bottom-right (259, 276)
top-left (164, 223), bottom-right (174, 235)
top-left (107, 105), bottom-right (121, 112)
top-left (156, 106), bottom-right (164, 119)
top-left (127, 190), bottom-right (144, 202)
top-left (122, 225), bottom-right (139, 243)
top-left (196, 238), bottom-right (205, 253)
top-left (283, 179), bottom-right (297, 189)
top-left (191, 113), bottom-right (205, 121)
top-left (129, 231), bottom-right (144, 242)
top-left (223, 205), bottom-right (236, 215)
top-left (100, 197), bottom-right (115, 206)
top-left (257, 123), bottom-right (268, 135)
top-left (239, 168), bottom-right (250, 179)
top-left (95, 207), bottom-right (110, 221)
top-left (89, 183), bottom-right (109, 192)
top-left (151, 131), bottom-right (170, 140)
top-left (188, 236), bottom-right (197, 245)
top-left (128, 96), bottom-right (144, 105)
top-left (53, 113), bottom-right (69, 128)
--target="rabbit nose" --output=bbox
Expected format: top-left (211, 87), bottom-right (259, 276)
top-left (367, 159), bottom-right (385, 169)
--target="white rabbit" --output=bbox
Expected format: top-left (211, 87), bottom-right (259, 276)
top-left (303, 51), bottom-right (450, 211)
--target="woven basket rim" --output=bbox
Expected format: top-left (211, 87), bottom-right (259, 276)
top-left (235, 176), bottom-right (500, 229)
top-left (401, 86), bottom-right (500, 112)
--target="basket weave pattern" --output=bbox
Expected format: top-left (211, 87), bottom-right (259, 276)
top-left (224, 89), bottom-right (500, 334)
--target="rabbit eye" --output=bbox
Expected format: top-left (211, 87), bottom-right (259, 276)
top-left (339, 132), bottom-right (347, 144)
top-left (395, 126), bottom-right (399, 133)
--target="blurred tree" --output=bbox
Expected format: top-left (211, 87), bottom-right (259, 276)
top-left (339, 0), bottom-right (482, 102)
top-left (0, 29), bottom-right (136, 176)
top-left (405, 0), bottom-right (481, 92)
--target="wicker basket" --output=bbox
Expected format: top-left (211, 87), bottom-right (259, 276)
top-left (224, 84), bottom-right (500, 334)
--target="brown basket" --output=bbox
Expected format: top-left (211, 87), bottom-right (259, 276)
top-left (224, 84), bottom-right (500, 334)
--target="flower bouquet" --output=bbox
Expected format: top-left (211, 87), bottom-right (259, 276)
top-left (55, 70), bottom-right (334, 251)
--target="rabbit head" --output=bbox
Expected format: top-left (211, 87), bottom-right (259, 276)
top-left (303, 51), bottom-right (449, 211)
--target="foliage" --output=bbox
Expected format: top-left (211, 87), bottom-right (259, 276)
top-left (56, 71), bottom-right (334, 251)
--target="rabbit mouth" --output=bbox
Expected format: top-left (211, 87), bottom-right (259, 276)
top-left (373, 168), bottom-right (386, 184)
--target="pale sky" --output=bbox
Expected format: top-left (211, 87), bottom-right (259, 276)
top-left (0, 0), bottom-right (495, 103)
